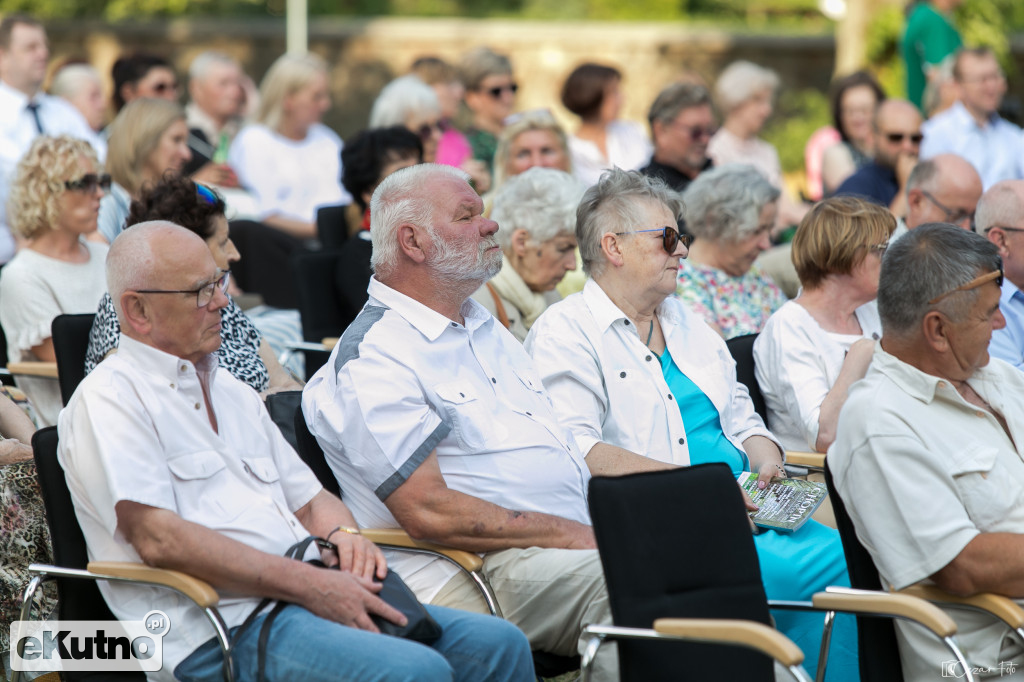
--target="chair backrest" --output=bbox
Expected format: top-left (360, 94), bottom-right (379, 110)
top-left (725, 333), bottom-right (768, 423)
top-left (823, 461), bottom-right (904, 682)
top-left (265, 389), bottom-right (341, 497)
top-left (316, 204), bottom-right (350, 251)
top-left (588, 464), bottom-right (774, 681)
top-left (31, 426), bottom-right (145, 681)
top-left (52, 313), bottom-right (97, 406)
top-left (292, 250), bottom-right (344, 378)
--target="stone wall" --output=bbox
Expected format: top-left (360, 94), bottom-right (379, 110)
top-left (44, 17), bottom-right (1024, 138)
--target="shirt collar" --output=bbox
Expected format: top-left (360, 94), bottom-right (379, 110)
top-left (950, 100), bottom-right (1000, 129)
top-left (117, 334), bottom-right (220, 384)
top-left (0, 79), bottom-right (29, 108)
top-left (871, 342), bottom-right (1000, 404)
top-left (367, 276), bottom-right (493, 341)
top-left (582, 277), bottom-right (685, 332)
top-left (1001, 276), bottom-right (1023, 305)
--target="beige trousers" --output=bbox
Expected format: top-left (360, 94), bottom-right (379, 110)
top-left (431, 546), bottom-right (618, 681)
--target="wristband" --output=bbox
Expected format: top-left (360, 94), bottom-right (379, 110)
top-left (326, 525), bottom-right (361, 543)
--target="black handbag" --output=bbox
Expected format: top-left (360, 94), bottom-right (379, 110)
top-left (231, 536), bottom-right (443, 682)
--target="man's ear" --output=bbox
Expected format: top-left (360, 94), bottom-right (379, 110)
top-left (986, 227), bottom-right (1009, 254)
top-left (921, 310), bottom-right (951, 354)
top-left (397, 223), bottom-right (430, 264)
top-left (119, 292), bottom-right (153, 336)
top-left (907, 188), bottom-right (925, 214)
top-left (600, 232), bottom-right (625, 269)
top-left (650, 119), bottom-right (665, 146)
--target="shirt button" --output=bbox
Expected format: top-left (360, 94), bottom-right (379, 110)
top-left (180, 365), bottom-right (187, 372)
top-left (667, 394), bottom-right (674, 401)
top-left (194, 403), bottom-right (201, 410)
top-left (937, 381), bottom-right (946, 388)
top-left (623, 320), bottom-right (631, 326)
top-left (450, 322), bottom-right (457, 327)
top-left (459, 392), bottom-right (465, 398)
top-left (491, 377), bottom-right (497, 384)
top-left (526, 411), bottom-right (532, 416)
top-left (619, 371), bottom-right (626, 378)
top-left (976, 411), bottom-right (986, 417)
top-left (678, 437), bottom-right (685, 445)
top-left (645, 355), bottom-right (652, 362)
top-left (169, 383), bottom-right (175, 389)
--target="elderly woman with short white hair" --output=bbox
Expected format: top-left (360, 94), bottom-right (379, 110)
top-left (675, 164), bottom-right (785, 339)
top-left (470, 167), bottom-right (582, 342)
top-left (525, 168), bottom-right (857, 681)
top-left (709, 60), bottom-right (808, 228)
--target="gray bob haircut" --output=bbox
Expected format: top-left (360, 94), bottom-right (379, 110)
top-left (714, 60), bottom-right (780, 114)
top-left (878, 222), bottom-right (1001, 338)
top-left (682, 164), bottom-right (780, 243)
top-left (370, 163), bottom-right (469, 280)
top-left (492, 167), bottom-right (584, 252)
top-left (370, 74), bottom-right (441, 128)
top-left (188, 51), bottom-right (238, 81)
top-left (576, 168), bottom-right (684, 277)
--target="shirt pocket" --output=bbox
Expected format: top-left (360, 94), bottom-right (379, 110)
top-left (434, 382), bottom-right (489, 451)
top-left (166, 450), bottom-right (241, 524)
top-left (951, 446), bottom-right (1022, 530)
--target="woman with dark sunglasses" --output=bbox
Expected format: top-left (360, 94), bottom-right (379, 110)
top-left (526, 168), bottom-right (858, 682)
top-left (675, 164), bottom-right (786, 339)
top-left (0, 135), bottom-right (110, 425)
top-left (457, 46), bottom-right (517, 175)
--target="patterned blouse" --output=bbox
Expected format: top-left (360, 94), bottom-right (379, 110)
top-left (84, 293), bottom-right (270, 392)
top-left (675, 260), bottom-right (786, 340)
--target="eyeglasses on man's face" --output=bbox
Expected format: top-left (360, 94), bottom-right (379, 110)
top-left (485, 83), bottom-right (518, 99)
top-left (614, 225), bottom-right (692, 255)
top-left (136, 270), bottom-right (231, 308)
top-left (65, 173), bottom-right (112, 194)
top-left (920, 189), bottom-right (976, 230)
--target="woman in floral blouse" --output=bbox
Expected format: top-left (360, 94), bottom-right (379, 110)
top-left (675, 164), bottom-right (786, 338)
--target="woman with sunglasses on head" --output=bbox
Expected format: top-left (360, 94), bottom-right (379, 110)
top-left (526, 168), bottom-right (857, 682)
top-left (561, 62), bottom-right (651, 188)
top-left (469, 167), bottom-right (582, 342)
top-left (228, 53), bottom-right (351, 241)
top-left (84, 175), bottom-right (301, 396)
top-left (754, 197), bottom-right (894, 453)
top-left (98, 97), bottom-right (192, 244)
top-left (0, 136), bottom-right (110, 426)
top-left (675, 164), bottom-right (786, 339)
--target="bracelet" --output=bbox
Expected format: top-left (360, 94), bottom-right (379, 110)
top-left (774, 464), bottom-right (786, 476)
top-left (325, 525), bottom-right (361, 543)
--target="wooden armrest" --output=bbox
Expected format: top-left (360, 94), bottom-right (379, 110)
top-left (87, 561), bottom-right (219, 608)
top-left (7, 361), bottom-right (58, 378)
top-left (900, 584), bottom-right (1024, 628)
top-left (321, 337), bottom-right (339, 350)
top-left (361, 528), bottom-right (483, 572)
top-left (785, 451), bottom-right (824, 468)
top-left (813, 587), bottom-right (957, 637)
top-left (653, 618), bottom-right (804, 667)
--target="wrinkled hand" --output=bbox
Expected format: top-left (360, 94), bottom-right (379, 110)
top-left (319, 533), bottom-right (388, 580)
top-left (755, 459), bottom-right (785, 491)
top-left (302, 568), bottom-right (406, 632)
top-left (739, 483), bottom-right (759, 533)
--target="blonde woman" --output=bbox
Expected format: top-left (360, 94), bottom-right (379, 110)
top-left (228, 53), bottom-right (351, 240)
top-left (0, 136), bottom-right (109, 425)
top-left (98, 97), bottom-right (191, 243)
top-left (491, 109), bottom-right (572, 191)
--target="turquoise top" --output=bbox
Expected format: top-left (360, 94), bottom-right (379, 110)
top-left (660, 349), bottom-right (749, 475)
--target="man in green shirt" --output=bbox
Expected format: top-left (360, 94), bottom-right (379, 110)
top-left (902, 0), bottom-right (963, 111)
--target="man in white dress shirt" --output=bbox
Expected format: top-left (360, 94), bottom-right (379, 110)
top-left (0, 14), bottom-right (94, 262)
top-left (919, 47), bottom-right (1022, 190)
top-left (303, 163), bottom-right (617, 679)
top-left (831, 223), bottom-right (1024, 681)
top-left (58, 220), bottom-right (533, 682)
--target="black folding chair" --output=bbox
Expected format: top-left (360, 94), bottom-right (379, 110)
top-left (52, 313), bottom-right (96, 405)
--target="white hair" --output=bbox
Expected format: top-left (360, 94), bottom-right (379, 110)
top-left (715, 61), bottom-right (780, 114)
top-left (188, 50), bottom-right (238, 82)
top-left (49, 63), bottom-right (101, 99)
top-left (370, 163), bottom-right (469, 280)
top-left (369, 74), bottom-right (440, 128)
top-left (492, 167), bottom-right (583, 252)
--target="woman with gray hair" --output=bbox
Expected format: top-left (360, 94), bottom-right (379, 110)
top-left (228, 53), bottom-right (351, 240)
top-left (675, 164), bottom-right (785, 338)
top-left (526, 168), bottom-right (857, 681)
top-left (708, 60), bottom-right (808, 228)
top-left (470, 167), bottom-right (582, 341)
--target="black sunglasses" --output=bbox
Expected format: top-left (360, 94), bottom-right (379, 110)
top-left (614, 225), bottom-right (692, 255)
top-left (415, 122), bottom-right (443, 141)
top-left (64, 173), bottom-right (112, 193)
top-left (486, 83), bottom-right (518, 98)
top-left (885, 132), bottom-right (924, 144)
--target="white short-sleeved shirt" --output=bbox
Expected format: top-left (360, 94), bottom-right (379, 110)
top-left (568, 120), bottom-right (653, 188)
top-left (302, 277), bottom-right (591, 602)
top-left (0, 240), bottom-right (108, 425)
top-left (58, 335), bottom-right (322, 681)
top-left (229, 123), bottom-right (351, 224)
top-left (830, 345), bottom-right (1024, 680)
top-left (525, 278), bottom-right (777, 465)
top-left (754, 299), bottom-right (880, 451)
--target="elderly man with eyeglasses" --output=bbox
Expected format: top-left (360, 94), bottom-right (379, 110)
top-left (977, 180), bottom-right (1024, 370)
top-left (57, 220), bottom-right (535, 682)
top-left (830, 222), bottom-right (1024, 682)
top-left (888, 153), bottom-right (983, 241)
